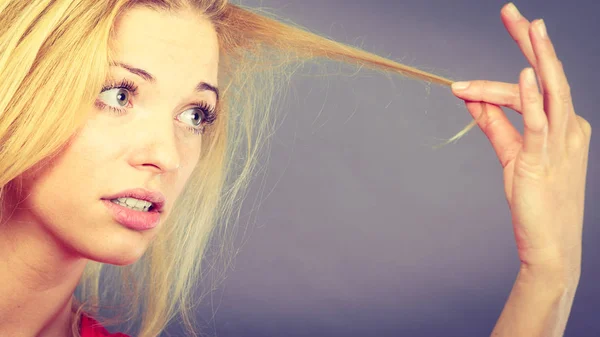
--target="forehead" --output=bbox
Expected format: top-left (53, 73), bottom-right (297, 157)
top-left (110, 6), bottom-right (219, 85)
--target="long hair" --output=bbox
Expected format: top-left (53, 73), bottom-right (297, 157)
top-left (0, 0), bottom-right (481, 336)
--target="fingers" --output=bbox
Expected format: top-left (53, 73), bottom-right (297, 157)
top-left (449, 4), bottom-right (539, 114)
top-left (501, 2), bottom-right (576, 140)
top-left (452, 80), bottom-right (522, 113)
top-left (528, 19), bottom-right (575, 142)
top-left (464, 100), bottom-right (523, 168)
top-left (501, 3), bottom-right (538, 71)
top-left (519, 67), bottom-right (548, 157)
top-left (452, 2), bottom-right (583, 168)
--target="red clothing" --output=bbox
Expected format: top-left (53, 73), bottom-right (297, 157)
top-left (80, 314), bottom-right (130, 337)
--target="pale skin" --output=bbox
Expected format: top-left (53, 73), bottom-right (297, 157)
top-left (0, 3), bottom-right (591, 337)
top-left (0, 7), bottom-right (219, 337)
top-left (451, 3), bottom-right (590, 335)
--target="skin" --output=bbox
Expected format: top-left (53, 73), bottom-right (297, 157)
top-left (0, 6), bottom-right (219, 337)
top-left (452, 3), bottom-right (590, 279)
top-left (451, 3), bottom-right (591, 335)
top-left (0, 2), bottom-right (591, 337)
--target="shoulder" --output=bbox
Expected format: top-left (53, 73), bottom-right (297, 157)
top-left (80, 314), bottom-right (131, 337)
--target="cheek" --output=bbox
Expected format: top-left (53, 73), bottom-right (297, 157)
top-left (172, 159), bottom-right (198, 197)
top-left (20, 122), bottom-right (120, 220)
top-left (46, 126), bottom-right (118, 191)
top-left (162, 151), bottom-right (201, 214)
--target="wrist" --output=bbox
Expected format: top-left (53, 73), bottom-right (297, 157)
top-left (518, 263), bottom-right (581, 291)
top-left (490, 263), bottom-right (580, 337)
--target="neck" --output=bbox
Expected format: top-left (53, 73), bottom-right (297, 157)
top-left (0, 207), bottom-right (88, 337)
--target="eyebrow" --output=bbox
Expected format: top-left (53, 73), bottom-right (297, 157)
top-left (110, 62), bottom-right (219, 101)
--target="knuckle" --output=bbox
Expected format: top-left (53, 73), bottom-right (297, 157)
top-left (561, 89), bottom-right (572, 104)
top-left (577, 116), bottom-right (592, 137)
top-left (509, 84), bottom-right (521, 105)
top-left (549, 86), bottom-right (572, 104)
top-left (478, 80), bottom-right (490, 94)
top-left (563, 82), bottom-right (572, 99)
top-left (568, 132), bottom-right (586, 148)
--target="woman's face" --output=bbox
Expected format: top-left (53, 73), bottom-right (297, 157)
top-left (7, 6), bottom-right (220, 265)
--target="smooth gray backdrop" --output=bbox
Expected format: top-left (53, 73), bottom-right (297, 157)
top-left (167, 1), bottom-right (599, 336)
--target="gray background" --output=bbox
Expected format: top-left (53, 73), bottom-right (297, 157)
top-left (168, 1), bottom-right (599, 336)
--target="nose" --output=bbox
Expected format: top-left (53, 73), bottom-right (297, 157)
top-left (128, 108), bottom-right (182, 174)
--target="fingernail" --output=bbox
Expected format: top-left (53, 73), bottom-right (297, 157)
top-left (536, 19), bottom-right (547, 39)
top-left (452, 81), bottom-right (470, 91)
top-left (505, 3), bottom-right (522, 20)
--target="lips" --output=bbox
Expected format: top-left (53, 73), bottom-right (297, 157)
top-left (102, 188), bottom-right (166, 213)
top-left (102, 199), bottom-right (161, 231)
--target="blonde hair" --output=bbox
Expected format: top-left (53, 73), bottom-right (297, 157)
top-left (0, 0), bottom-right (482, 336)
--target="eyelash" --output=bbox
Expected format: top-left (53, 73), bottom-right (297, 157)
top-left (95, 78), bottom-right (217, 135)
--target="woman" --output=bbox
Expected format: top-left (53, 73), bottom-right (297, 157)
top-left (0, 0), bottom-right (590, 336)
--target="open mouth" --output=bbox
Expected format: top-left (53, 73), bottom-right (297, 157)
top-left (109, 197), bottom-right (156, 212)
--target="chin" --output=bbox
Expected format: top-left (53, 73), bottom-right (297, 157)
top-left (96, 249), bottom-right (146, 266)
top-left (87, 246), bottom-right (148, 266)
top-left (76, 227), bottom-right (157, 266)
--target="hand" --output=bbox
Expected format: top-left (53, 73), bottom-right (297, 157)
top-left (450, 3), bottom-right (591, 283)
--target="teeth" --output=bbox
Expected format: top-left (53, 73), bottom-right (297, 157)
top-left (110, 197), bottom-right (153, 212)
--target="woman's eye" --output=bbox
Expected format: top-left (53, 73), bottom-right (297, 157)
top-left (98, 88), bottom-right (130, 107)
top-left (179, 108), bottom-right (204, 127)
